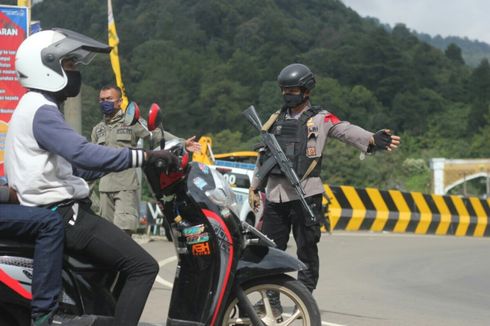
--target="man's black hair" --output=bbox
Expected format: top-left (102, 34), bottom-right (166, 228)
top-left (101, 85), bottom-right (122, 99)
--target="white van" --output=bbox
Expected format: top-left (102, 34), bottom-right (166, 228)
top-left (210, 160), bottom-right (264, 228)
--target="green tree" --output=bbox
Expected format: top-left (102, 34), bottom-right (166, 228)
top-left (468, 59), bottom-right (490, 130)
top-left (445, 43), bottom-right (465, 65)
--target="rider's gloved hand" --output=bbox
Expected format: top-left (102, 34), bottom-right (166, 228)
top-left (144, 150), bottom-right (179, 172)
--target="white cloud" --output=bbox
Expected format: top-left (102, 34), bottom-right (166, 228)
top-left (341, 0), bottom-right (490, 44)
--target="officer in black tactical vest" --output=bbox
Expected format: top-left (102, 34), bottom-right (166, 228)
top-left (249, 63), bottom-right (400, 299)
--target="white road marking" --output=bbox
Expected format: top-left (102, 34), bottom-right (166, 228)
top-left (322, 321), bottom-right (346, 326)
top-left (155, 256), bottom-right (177, 288)
top-left (155, 255), bottom-right (346, 325)
top-left (158, 255), bottom-right (177, 267)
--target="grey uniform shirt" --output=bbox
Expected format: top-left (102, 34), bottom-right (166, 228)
top-left (91, 110), bottom-right (178, 192)
top-left (253, 105), bottom-right (373, 203)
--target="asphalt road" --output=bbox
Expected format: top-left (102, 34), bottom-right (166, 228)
top-left (137, 232), bottom-right (490, 326)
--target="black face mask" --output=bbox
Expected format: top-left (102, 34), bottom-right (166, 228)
top-left (63, 70), bottom-right (82, 97)
top-left (283, 93), bottom-right (306, 109)
top-left (52, 70), bottom-right (82, 102)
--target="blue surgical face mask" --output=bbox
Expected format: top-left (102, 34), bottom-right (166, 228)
top-left (99, 100), bottom-right (116, 115)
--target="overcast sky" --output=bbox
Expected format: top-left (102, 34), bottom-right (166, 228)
top-left (341, 0), bottom-right (490, 44)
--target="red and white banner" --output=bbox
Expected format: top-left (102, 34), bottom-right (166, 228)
top-left (0, 5), bottom-right (28, 176)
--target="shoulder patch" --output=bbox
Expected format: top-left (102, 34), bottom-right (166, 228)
top-left (324, 113), bottom-right (341, 124)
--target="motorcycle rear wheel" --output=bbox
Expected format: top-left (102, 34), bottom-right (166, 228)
top-left (221, 274), bottom-right (321, 326)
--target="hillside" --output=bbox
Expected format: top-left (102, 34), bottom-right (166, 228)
top-left (31, 0), bottom-right (490, 195)
top-left (362, 16), bottom-right (490, 68)
top-left (415, 32), bottom-right (490, 68)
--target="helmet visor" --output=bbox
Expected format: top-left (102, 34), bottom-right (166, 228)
top-left (41, 28), bottom-right (111, 76)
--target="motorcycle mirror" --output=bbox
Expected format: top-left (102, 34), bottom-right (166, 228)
top-left (148, 103), bottom-right (163, 131)
top-left (124, 101), bottom-right (140, 126)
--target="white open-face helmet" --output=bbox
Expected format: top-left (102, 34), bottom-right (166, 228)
top-left (15, 28), bottom-right (111, 92)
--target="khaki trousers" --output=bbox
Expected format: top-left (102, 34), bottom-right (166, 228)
top-left (99, 190), bottom-right (139, 232)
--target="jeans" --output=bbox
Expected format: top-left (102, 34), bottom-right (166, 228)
top-left (0, 204), bottom-right (64, 318)
top-left (56, 200), bottom-right (159, 326)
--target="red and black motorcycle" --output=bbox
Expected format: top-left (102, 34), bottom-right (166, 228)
top-left (0, 103), bottom-right (322, 326)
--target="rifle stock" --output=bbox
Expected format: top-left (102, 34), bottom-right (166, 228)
top-left (243, 105), bottom-right (316, 224)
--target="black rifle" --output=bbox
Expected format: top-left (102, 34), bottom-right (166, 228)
top-left (243, 105), bottom-right (317, 225)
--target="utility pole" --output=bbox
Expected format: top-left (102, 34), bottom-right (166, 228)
top-left (64, 93), bottom-right (82, 134)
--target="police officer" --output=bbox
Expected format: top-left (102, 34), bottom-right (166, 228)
top-left (250, 63), bottom-right (400, 294)
top-left (92, 85), bottom-right (200, 234)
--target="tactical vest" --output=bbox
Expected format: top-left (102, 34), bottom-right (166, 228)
top-left (265, 106), bottom-right (323, 179)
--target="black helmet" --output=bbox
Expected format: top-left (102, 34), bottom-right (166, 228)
top-left (277, 63), bottom-right (315, 91)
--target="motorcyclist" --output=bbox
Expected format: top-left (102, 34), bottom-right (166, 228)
top-left (4, 28), bottom-right (177, 326)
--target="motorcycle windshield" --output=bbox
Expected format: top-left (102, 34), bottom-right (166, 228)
top-left (206, 168), bottom-right (240, 217)
top-left (189, 162), bottom-right (240, 218)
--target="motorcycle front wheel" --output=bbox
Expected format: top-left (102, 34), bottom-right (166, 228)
top-left (221, 274), bottom-right (321, 326)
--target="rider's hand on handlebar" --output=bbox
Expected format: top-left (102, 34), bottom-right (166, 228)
top-left (144, 150), bottom-right (179, 172)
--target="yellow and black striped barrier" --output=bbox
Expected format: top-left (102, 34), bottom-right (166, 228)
top-left (323, 185), bottom-right (490, 237)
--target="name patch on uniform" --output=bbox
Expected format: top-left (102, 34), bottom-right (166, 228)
top-left (116, 128), bottom-right (132, 135)
top-left (306, 147), bottom-right (316, 156)
top-left (95, 127), bottom-right (106, 138)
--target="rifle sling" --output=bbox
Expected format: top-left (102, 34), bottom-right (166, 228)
top-left (300, 159), bottom-right (319, 182)
top-left (261, 110), bottom-right (281, 132)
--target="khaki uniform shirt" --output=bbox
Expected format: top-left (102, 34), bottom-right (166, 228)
top-left (91, 110), bottom-right (178, 192)
top-left (252, 105), bottom-right (373, 203)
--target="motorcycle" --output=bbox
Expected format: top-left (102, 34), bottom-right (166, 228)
top-left (0, 103), bottom-right (322, 326)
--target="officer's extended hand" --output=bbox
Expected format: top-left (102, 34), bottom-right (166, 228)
top-left (184, 136), bottom-right (201, 153)
top-left (248, 187), bottom-right (261, 212)
top-left (372, 129), bottom-right (400, 152)
top-left (145, 150), bottom-right (179, 172)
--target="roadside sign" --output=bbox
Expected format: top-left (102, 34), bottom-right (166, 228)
top-left (0, 5), bottom-right (28, 175)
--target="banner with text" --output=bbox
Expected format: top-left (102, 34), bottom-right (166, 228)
top-left (0, 5), bottom-right (28, 176)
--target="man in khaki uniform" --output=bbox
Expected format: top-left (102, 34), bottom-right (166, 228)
top-left (92, 85), bottom-right (199, 234)
top-left (249, 63), bottom-right (400, 315)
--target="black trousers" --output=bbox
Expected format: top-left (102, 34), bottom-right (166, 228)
top-left (261, 194), bottom-right (322, 292)
top-left (57, 200), bottom-right (159, 326)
